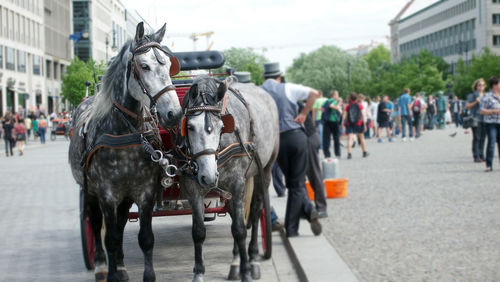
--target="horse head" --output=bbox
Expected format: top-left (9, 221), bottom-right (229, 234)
top-left (110, 22), bottom-right (182, 128)
top-left (180, 76), bottom-right (234, 188)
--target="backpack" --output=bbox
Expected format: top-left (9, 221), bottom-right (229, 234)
top-left (321, 100), bottom-right (334, 122)
top-left (413, 99), bottom-right (421, 113)
top-left (348, 102), bottom-right (362, 125)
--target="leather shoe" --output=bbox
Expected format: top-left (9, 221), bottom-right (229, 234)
top-left (272, 220), bottom-right (284, 232)
top-left (309, 210), bottom-right (322, 236)
top-left (474, 158), bottom-right (482, 163)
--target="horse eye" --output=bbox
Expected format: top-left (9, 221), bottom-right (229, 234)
top-left (187, 124), bottom-right (194, 131)
top-left (141, 64), bottom-right (150, 71)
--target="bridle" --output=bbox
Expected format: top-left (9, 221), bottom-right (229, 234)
top-left (117, 40), bottom-right (180, 120)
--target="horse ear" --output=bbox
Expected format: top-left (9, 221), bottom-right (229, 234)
top-left (216, 82), bottom-right (227, 102)
top-left (152, 23), bottom-right (167, 43)
top-left (189, 84), bottom-right (199, 100)
top-left (135, 22), bottom-right (145, 43)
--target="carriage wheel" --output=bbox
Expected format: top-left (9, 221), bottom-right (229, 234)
top-left (80, 190), bottom-right (95, 270)
top-left (260, 188), bottom-right (272, 259)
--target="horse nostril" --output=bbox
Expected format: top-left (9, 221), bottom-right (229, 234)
top-left (167, 111), bottom-right (174, 119)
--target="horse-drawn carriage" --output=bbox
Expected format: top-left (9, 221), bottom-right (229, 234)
top-left (77, 45), bottom-right (273, 281)
top-left (50, 118), bottom-right (71, 141)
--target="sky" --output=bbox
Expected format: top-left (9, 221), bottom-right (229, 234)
top-left (121, 0), bottom-right (437, 70)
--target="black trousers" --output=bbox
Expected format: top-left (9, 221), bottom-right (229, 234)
top-left (306, 133), bottom-right (327, 212)
top-left (271, 161), bottom-right (286, 196)
top-left (4, 138), bottom-right (14, 156)
top-left (472, 122), bottom-right (486, 160)
top-left (322, 121), bottom-right (341, 158)
top-left (277, 129), bottom-right (315, 236)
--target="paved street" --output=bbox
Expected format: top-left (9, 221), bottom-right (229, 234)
top-left (0, 139), bottom-right (298, 282)
top-left (322, 126), bottom-right (500, 282)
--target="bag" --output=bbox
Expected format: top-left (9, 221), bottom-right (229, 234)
top-left (321, 100), bottom-right (333, 122)
top-left (16, 133), bottom-right (26, 141)
top-left (462, 112), bottom-right (478, 129)
top-left (413, 99), bottom-right (421, 113)
top-left (348, 102), bottom-right (362, 125)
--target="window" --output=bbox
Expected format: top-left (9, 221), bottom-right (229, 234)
top-left (17, 50), bottom-right (25, 72)
top-left (493, 14), bottom-right (500, 24)
top-left (46, 59), bottom-right (51, 78)
top-left (494, 35), bottom-right (500, 46)
top-left (494, 0), bottom-right (500, 3)
top-left (0, 45), bottom-right (2, 69)
top-left (33, 55), bottom-right (40, 75)
top-left (6, 47), bottom-right (14, 70)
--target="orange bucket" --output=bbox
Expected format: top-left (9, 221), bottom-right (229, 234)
top-left (305, 181), bottom-right (315, 201)
top-left (324, 178), bottom-right (348, 198)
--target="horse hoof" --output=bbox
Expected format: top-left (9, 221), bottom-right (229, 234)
top-left (143, 271), bottom-right (156, 282)
top-left (251, 263), bottom-right (261, 280)
top-left (95, 271), bottom-right (107, 282)
top-left (116, 268), bottom-right (129, 281)
top-left (192, 273), bottom-right (204, 282)
top-left (227, 264), bottom-right (240, 280)
top-left (242, 272), bottom-right (253, 282)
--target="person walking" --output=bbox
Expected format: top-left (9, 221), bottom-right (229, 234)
top-left (398, 88), bottom-right (413, 141)
top-left (24, 116), bottom-right (32, 141)
top-left (451, 96), bottom-right (462, 128)
top-left (14, 118), bottom-right (27, 156)
top-left (437, 91), bottom-right (448, 129)
top-left (261, 62), bottom-right (322, 237)
top-left (271, 162), bottom-right (286, 197)
top-left (466, 78), bottom-right (487, 163)
top-left (377, 95), bottom-right (393, 142)
top-left (32, 116), bottom-right (39, 142)
top-left (480, 76), bottom-right (500, 172)
top-left (322, 90), bottom-right (342, 159)
top-left (38, 115), bottom-right (48, 144)
top-left (344, 92), bottom-right (369, 159)
top-left (360, 95), bottom-right (372, 139)
top-left (426, 95), bottom-right (437, 129)
top-left (312, 92), bottom-right (327, 147)
top-left (371, 96), bottom-right (380, 138)
top-left (299, 101), bottom-right (328, 218)
top-left (2, 117), bottom-right (15, 157)
top-left (392, 98), bottom-right (401, 136)
top-left (411, 92), bottom-right (426, 138)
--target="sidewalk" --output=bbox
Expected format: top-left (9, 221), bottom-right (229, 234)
top-left (270, 185), bottom-right (359, 282)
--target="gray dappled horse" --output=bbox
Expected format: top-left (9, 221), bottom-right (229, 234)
top-left (177, 76), bottom-right (279, 282)
top-left (69, 22), bottom-right (182, 282)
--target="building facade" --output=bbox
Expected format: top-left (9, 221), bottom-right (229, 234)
top-left (0, 0), bottom-right (46, 117)
top-left (72, 0), bottom-right (129, 63)
top-left (390, 0), bottom-right (500, 71)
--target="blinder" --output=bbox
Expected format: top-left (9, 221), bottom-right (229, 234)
top-left (180, 113), bottom-right (234, 137)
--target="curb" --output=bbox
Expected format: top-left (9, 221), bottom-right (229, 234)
top-left (278, 229), bottom-right (309, 282)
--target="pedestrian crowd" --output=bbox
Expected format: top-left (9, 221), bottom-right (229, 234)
top-left (1, 110), bottom-right (72, 157)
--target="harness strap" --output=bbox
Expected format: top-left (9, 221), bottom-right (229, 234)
top-left (152, 84), bottom-right (176, 102)
top-left (113, 101), bottom-right (154, 122)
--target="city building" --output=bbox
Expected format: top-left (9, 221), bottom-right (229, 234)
top-left (44, 0), bottom-right (72, 113)
top-left (0, 0), bottom-right (46, 117)
top-left (390, 0), bottom-right (500, 71)
top-left (72, 0), bottom-right (140, 63)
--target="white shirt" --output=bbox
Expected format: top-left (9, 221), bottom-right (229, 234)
top-left (284, 83), bottom-right (311, 103)
top-left (371, 102), bottom-right (379, 119)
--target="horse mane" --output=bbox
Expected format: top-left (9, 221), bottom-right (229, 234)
top-left (182, 75), bottom-right (221, 109)
top-left (90, 40), bottom-right (132, 122)
top-left (90, 32), bottom-right (159, 122)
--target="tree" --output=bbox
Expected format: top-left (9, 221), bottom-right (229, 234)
top-left (364, 44), bottom-right (391, 73)
top-left (453, 48), bottom-right (500, 98)
top-left (61, 58), bottom-right (106, 106)
top-left (286, 45), bottom-right (371, 97)
top-left (214, 47), bottom-right (269, 85)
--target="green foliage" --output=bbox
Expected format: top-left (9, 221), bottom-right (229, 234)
top-left (286, 45), bottom-right (371, 97)
top-left (362, 49), bottom-right (449, 99)
top-left (61, 57), bottom-right (106, 106)
top-left (453, 48), bottom-right (500, 98)
top-left (364, 44), bottom-right (390, 73)
top-left (214, 47), bottom-right (269, 85)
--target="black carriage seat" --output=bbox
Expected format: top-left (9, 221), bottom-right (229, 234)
top-left (172, 79), bottom-right (193, 86)
top-left (173, 51), bottom-right (225, 71)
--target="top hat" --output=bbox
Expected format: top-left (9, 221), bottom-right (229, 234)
top-left (234, 72), bottom-right (251, 83)
top-left (263, 62), bottom-right (282, 78)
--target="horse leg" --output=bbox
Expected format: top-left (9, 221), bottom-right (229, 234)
top-left (88, 195), bottom-right (107, 282)
top-left (138, 201), bottom-right (155, 282)
top-left (101, 202), bottom-right (121, 282)
top-left (190, 194), bottom-right (206, 282)
top-left (115, 199), bottom-right (133, 281)
top-left (229, 181), bottom-right (252, 282)
top-left (228, 240), bottom-right (240, 280)
top-left (247, 193), bottom-right (262, 280)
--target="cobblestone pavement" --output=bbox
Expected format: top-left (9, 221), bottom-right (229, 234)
top-left (322, 126), bottom-right (500, 282)
top-left (0, 141), bottom-right (297, 282)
